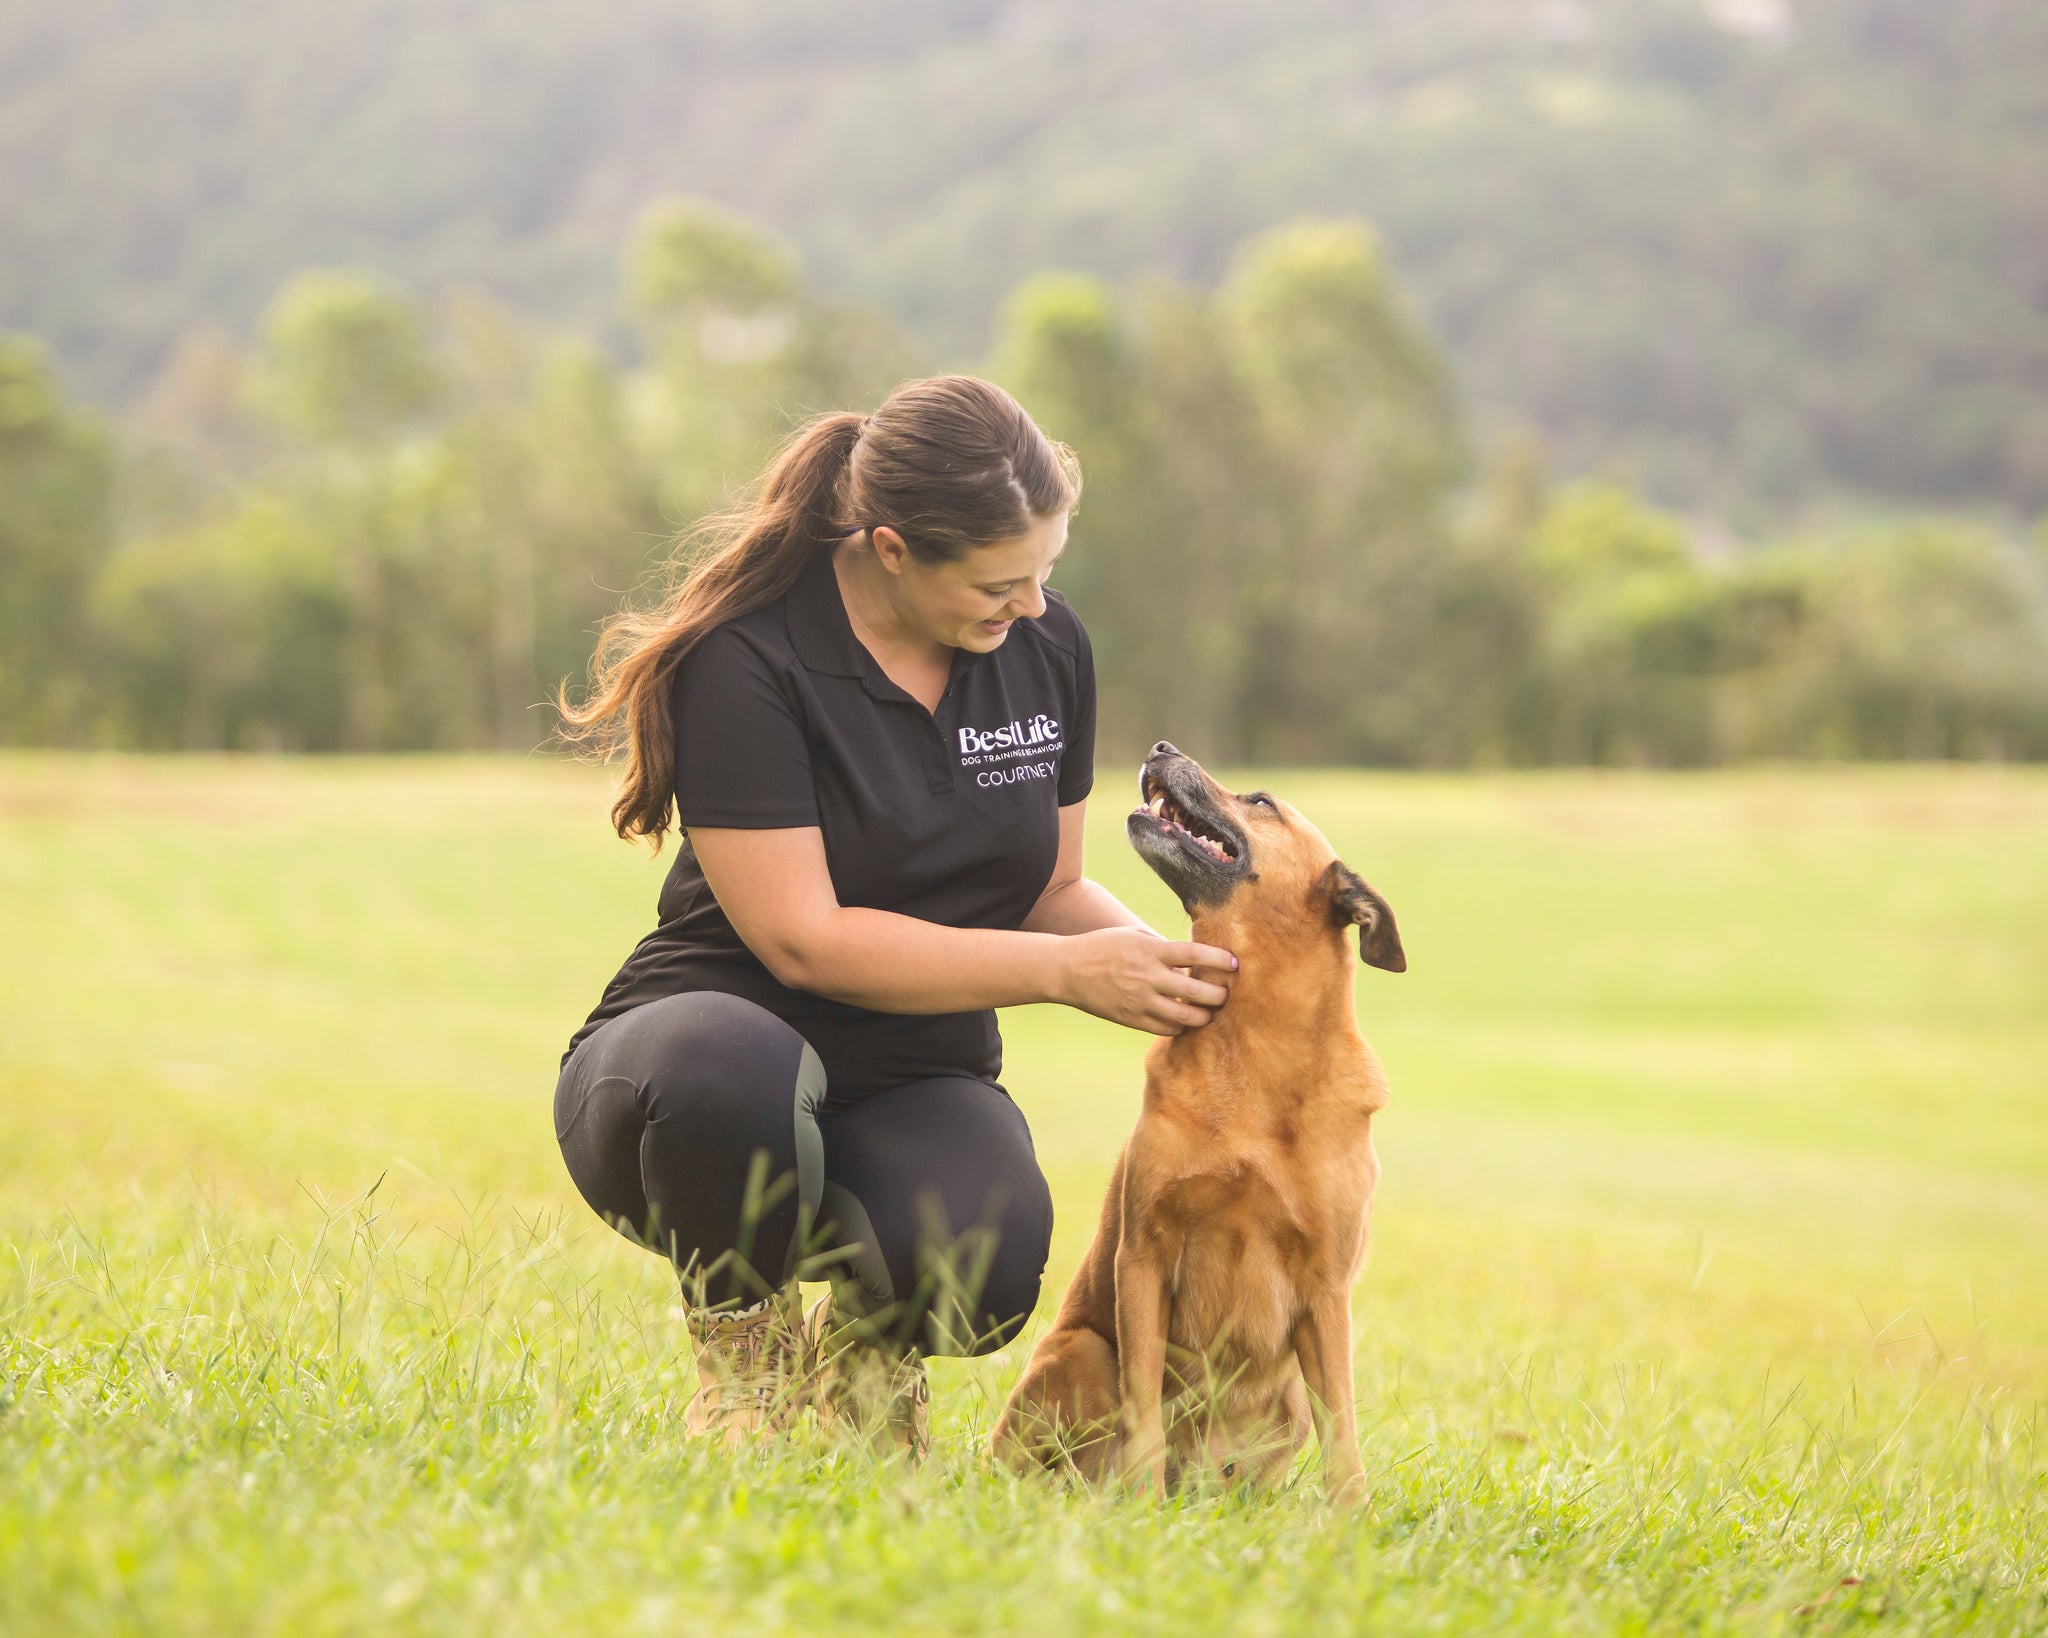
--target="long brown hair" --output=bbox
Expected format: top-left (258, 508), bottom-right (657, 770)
top-left (558, 374), bottom-right (1082, 844)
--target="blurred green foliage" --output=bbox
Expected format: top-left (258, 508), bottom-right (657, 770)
top-left (2, 0), bottom-right (2043, 518)
top-left (4, 199), bottom-right (2046, 764)
top-left (0, 338), bottom-right (114, 744)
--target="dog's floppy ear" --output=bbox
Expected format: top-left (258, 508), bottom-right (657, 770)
top-left (1323, 860), bottom-right (1406, 972)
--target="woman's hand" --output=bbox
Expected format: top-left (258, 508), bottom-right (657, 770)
top-left (1054, 927), bottom-right (1237, 1036)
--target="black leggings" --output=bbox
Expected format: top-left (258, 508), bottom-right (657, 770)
top-left (553, 991), bottom-right (1053, 1356)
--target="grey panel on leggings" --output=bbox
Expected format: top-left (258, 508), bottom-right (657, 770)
top-left (792, 1040), bottom-right (894, 1303)
top-left (817, 1181), bottom-right (895, 1306)
top-left (790, 1041), bottom-right (827, 1244)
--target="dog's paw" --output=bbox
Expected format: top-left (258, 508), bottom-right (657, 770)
top-left (1119, 1456), bottom-right (1170, 1499)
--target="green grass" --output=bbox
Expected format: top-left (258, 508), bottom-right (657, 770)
top-left (2, 755), bottom-right (2045, 1635)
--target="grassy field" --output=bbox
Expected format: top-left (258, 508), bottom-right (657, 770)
top-left (2, 754), bottom-right (2045, 1635)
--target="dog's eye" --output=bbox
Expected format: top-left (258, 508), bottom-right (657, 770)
top-left (1244, 792), bottom-right (1275, 810)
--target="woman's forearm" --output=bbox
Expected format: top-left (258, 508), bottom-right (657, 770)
top-left (777, 907), bottom-right (1073, 1014)
top-left (1020, 875), bottom-right (1158, 938)
top-left (687, 823), bottom-right (1206, 1025)
top-left (782, 878), bottom-right (1159, 1014)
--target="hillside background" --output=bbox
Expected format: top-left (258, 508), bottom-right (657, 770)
top-left (4, 0), bottom-right (2046, 761)
top-left (6, 0), bottom-right (2045, 522)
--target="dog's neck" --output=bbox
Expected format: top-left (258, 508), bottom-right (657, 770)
top-left (1186, 905), bottom-right (1361, 1044)
top-left (1151, 892), bottom-right (1387, 1117)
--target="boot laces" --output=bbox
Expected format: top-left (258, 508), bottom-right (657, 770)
top-left (691, 1296), bottom-right (796, 1410)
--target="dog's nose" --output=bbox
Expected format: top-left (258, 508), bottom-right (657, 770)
top-left (1151, 740), bottom-right (1179, 758)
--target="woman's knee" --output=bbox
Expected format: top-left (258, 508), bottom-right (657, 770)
top-left (979, 1149), bottom-right (1054, 1343)
top-left (615, 991), bottom-right (807, 1114)
top-left (553, 1065), bottom-right (651, 1242)
top-left (819, 1077), bottom-right (1053, 1356)
top-left (871, 1195), bottom-right (1049, 1357)
top-left (962, 1184), bottom-right (1052, 1354)
top-left (556, 991), bottom-right (823, 1295)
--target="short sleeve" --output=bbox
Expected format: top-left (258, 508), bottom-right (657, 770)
top-left (671, 625), bottom-right (820, 828)
top-left (1057, 610), bottom-right (1097, 806)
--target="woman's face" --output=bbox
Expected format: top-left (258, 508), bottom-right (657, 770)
top-left (878, 511), bottom-right (1070, 654)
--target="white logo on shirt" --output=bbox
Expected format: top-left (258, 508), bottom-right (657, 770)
top-left (956, 711), bottom-right (1064, 778)
top-left (957, 713), bottom-right (1060, 756)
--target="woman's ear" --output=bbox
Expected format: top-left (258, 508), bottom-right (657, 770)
top-left (868, 525), bottom-right (912, 575)
top-left (1323, 860), bottom-right (1407, 972)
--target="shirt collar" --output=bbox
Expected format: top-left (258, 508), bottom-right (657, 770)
top-left (784, 547), bottom-right (867, 678)
top-left (784, 543), bottom-right (993, 700)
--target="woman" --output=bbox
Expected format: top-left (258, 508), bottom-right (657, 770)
top-left (555, 375), bottom-right (1235, 1452)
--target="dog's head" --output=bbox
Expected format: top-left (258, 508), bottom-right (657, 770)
top-left (1126, 742), bottom-right (1406, 972)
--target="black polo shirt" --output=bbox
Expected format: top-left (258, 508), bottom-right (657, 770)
top-left (565, 547), bottom-right (1096, 1106)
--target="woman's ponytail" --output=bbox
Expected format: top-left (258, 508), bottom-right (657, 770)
top-left (559, 377), bottom-right (1079, 847)
top-left (557, 411), bottom-right (863, 843)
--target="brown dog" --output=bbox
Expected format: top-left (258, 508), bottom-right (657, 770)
top-left (990, 742), bottom-right (1405, 1501)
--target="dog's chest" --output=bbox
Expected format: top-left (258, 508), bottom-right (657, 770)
top-left (1142, 1126), bottom-right (1376, 1358)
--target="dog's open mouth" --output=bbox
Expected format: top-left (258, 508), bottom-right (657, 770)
top-left (1135, 771), bottom-right (1240, 866)
top-left (1127, 748), bottom-right (1250, 910)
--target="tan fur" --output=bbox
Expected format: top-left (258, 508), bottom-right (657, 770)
top-left (990, 756), bottom-right (1399, 1503)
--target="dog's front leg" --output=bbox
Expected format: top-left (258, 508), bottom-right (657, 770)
top-left (1113, 1245), bottom-right (1170, 1494)
top-left (1292, 1288), bottom-right (1367, 1505)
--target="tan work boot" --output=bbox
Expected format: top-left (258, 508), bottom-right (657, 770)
top-left (682, 1287), bottom-right (804, 1445)
top-left (797, 1291), bottom-right (931, 1460)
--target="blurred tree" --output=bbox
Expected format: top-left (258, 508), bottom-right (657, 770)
top-left (0, 338), bottom-right (114, 744)
top-left (254, 272), bottom-right (440, 444)
top-left (92, 497), bottom-right (346, 750)
top-left (522, 344), bottom-right (668, 731)
top-left (1122, 281), bottom-right (1269, 761)
top-left (1786, 526), bottom-right (2048, 760)
top-left (395, 310), bottom-right (661, 749)
top-left (6, 0), bottom-right (2046, 521)
top-left (991, 224), bottom-right (1472, 766)
top-left (630, 197), bottom-right (802, 317)
top-left (251, 271), bottom-right (441, 749)
top-left (990, 273), bottom-right (1152, 744)
top-left (127, 324), bottom-right (275, 536)
top-left (1525, 482), bottom-right (1711, 763)
top-left (1220, 220), bottom-right (1464, 761)
top-left (625, 196), bottom-right (915, 527)
top-left (1224, 221), bottom-right (1463, 531)
top-left (1529, 480), bottom-right (1688, 582)
top-left (1418, 431), bottom-right (1551, 766)
top-left (7, 196), bottom-right (2047, 769)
